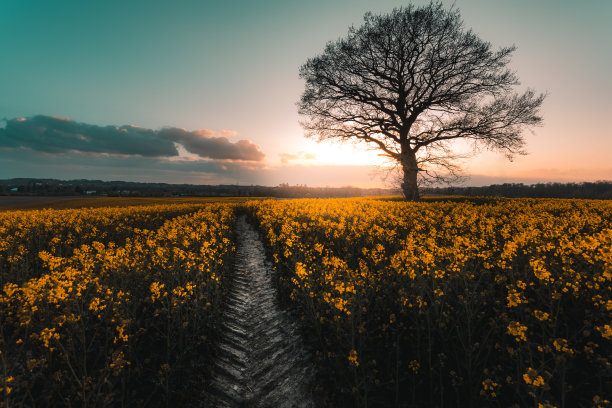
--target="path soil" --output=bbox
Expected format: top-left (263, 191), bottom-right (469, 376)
top-left (205, 215), bottom-right (317, 407)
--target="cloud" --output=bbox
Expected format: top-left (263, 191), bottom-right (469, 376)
top-left (279, 151), bottom-right (316, 164)
top-left (0, 115), bottom-right (264, 161)
top-left (0, 147), bottom-right (267, 185)
top-left (159, 127), bottom-right (265, 161)
top-left (194, 129), bottom-right (217, 137)
top-left (218, 130), bottom-right (239, 137)
top-left (0, 115), bottom-right (177, 156)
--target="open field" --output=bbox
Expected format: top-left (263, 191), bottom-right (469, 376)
top-left (247, 198), bottom-right (612, 407)
top-left (1, 202), bottom-right (236, 406)
top-left (1, 197), bottom-right (610, 407)
top-left (0, 195), bottom-right (87, 209)
top-left (0, 195), bottom-right (263, 211)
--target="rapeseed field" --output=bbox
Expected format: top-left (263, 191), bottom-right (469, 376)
top-left (247, 198), bottom-right (611, 407)
top-left (1, 198), bottom-right (610, 407)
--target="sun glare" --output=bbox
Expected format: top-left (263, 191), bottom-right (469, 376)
top-left (301, 140), bottom-right (388, 166)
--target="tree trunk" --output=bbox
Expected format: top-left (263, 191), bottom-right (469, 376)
top-left (401, 152), bottom-right (419, 201)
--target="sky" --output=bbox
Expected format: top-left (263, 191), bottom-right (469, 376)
top-left (1, 0), bottom-right (610, 187)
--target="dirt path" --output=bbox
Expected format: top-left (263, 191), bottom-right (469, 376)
top-left (205, 215), bottom-right (317, 407)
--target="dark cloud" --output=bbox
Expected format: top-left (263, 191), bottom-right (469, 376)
top-left (0, 116), bottom-right (177, 156)
top-left (0, 115), bottom-right (264, 161)
top-left (159, 127), bottom-right (265, 161)
top-left (0, 147), bottom-right (266, 184)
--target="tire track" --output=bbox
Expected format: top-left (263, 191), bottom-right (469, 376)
top-left (204, 215), bottom-right (317, 407)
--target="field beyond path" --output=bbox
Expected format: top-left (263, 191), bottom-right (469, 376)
top-left (205, 215), bottom-right (316, 407)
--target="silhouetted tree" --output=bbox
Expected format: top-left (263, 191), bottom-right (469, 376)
top-left (298, 3), bottom-right (545, 200)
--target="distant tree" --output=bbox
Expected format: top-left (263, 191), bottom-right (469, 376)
top-left (298, 2), bottom-right (545, 200)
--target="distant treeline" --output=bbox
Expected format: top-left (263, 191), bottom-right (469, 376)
top-left (422, 181), bottom-right (612, 199)
top-left (0, 178), bottom-right (395, 198)
top-left (2, 178), bottom-right (610, 199)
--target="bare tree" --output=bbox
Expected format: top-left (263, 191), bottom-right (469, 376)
top-left (298, 2), bottom-right (545, 200)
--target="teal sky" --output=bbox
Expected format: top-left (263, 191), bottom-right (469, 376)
top-left (1, 0), bottom-right (610, 187)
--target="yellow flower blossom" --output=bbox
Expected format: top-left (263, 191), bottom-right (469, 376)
top-left (523, 367), bottom-right (546, 387)
top-left (348, 349), bottom-right (359, 367)
top-left (507, 321), bottom-right (528, 342)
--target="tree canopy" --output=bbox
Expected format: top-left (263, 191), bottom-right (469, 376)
top-left (298, 2), bottom-right (545, 200)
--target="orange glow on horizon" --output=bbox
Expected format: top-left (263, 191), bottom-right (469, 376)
top-left (286, 139), bottom-right (389, 167)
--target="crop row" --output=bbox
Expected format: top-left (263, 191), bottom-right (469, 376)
top-left (1, 203), bottom-right (235, 406)
top-left (0, 203), bottom-right (212, 285)
top-left (246, 198), bottom-right (612, 408)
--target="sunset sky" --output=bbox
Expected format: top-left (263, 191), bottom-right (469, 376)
top-left (1, 0), bottom-right (610, 187)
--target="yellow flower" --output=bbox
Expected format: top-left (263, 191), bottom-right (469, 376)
top-left (507, 288), bottom-right (526, 307)
top-left (150, 281), bottom-right (166, 302)
top-left (481, 378), bottom-right (499, 398)
top-left (553, 338), bottom-right (574, 354)
top-left (507, 321), bottom-right (528, 342)
top-left (523, 367), bottom-right (545, 387)
top-left (38, 327), bottom-right (60, 349)
top-left (348, 349), bottom-right (359, 367)
top-left (596, 324), bottom-right (612, 340)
